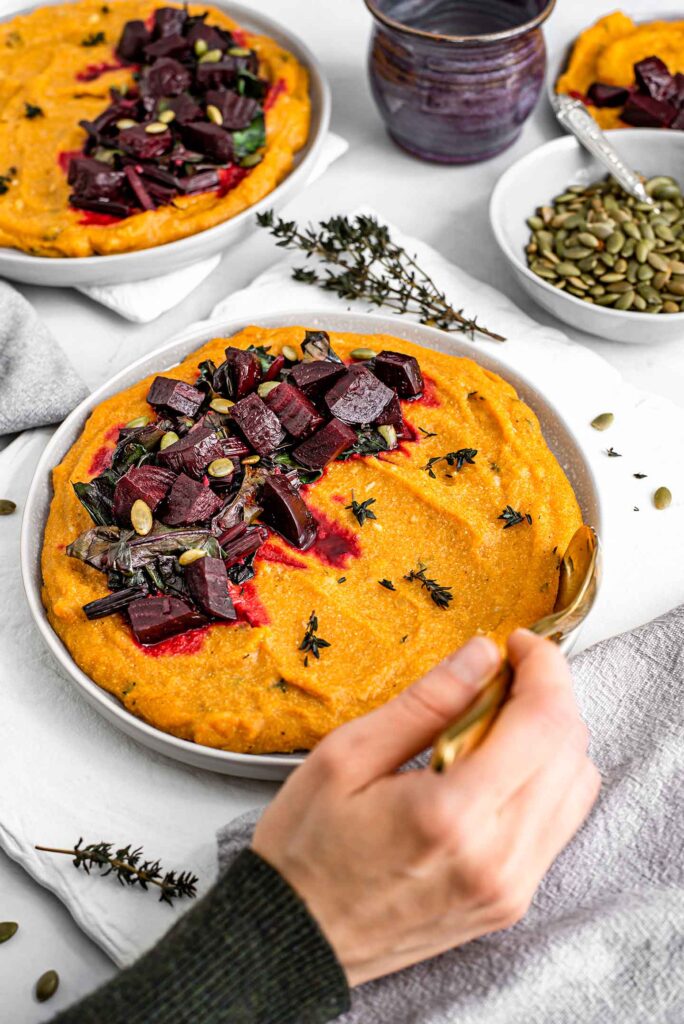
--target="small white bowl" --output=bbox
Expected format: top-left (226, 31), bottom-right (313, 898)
top-left (0, 1), bottom-right (330, 287)
top-left (490, 129), bottom-right (684, 343)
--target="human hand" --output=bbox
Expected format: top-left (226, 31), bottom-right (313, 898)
top-left (252, 631), bottom-right (600, 987)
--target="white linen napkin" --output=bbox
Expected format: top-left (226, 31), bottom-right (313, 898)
top-left (75, 132), bottom-right (348, 323)
top-left (2, 221), bottom-right (683, 970)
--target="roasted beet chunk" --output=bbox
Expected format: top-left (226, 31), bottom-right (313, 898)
top-left (186, 21), bottom-right (231, 53)
top-left (68, 157), bottom-right (126, 200)
top-left (113, 465), bottom-right (176, 524)
top-left (218, 522), bottom-right (268, 564)
top-left (265, 383), bottom-right (324, 439)
top-left (587, 82), bottom-right (630, 108)
top-left (214, 347), bottom-right (261, 400)
top-left (293, 418), bottom-right (357, 470)
top-left (158, 427), bottom-right (226, 479)
top-left (147, 376), bottom-right (205, 417)
top-left (119, 124), bottom-right (174, 159)
top-left (185, 556), bottom-right (236, 620)
top-left (161, 473), bottom-right (224, 526)
top-left (128, 595), bottom-right (206, 645)
top-left (205, 90), bottom-right (259, 129)
top-left (325, 366), bottom-right (394, 425)
top-left (195, 59), bottom-right (237, 91)
top-left (259, 475), bottom-right (317, 550)
top-left (152, 6), bottom-right (188, 38)
top-left (230, 393), bottom-right (285, 456)
top-left (116, 19), bottom-right (150, 63)
top-left (372, 350), bottom-right (424, 398)
top-left (181, 122), bottom-right (233, 164)
top-left (374, 393), bottom-right (405, 436)
top-left (144, 33), bottom-right (190, 61)
top-left (144, 57), bottom-right (192, 98)
top-left (166, 93), bottom-right (204, 125)
top-left (289, 360), bottom-right (346, 399)
top-left (621, 93), bottom-right (676, 128)
top-left (634, 56), bottom-right (674, 102)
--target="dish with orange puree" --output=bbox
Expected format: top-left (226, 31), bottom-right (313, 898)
top-left (41, 327), bottom-right (583, 754)
top-left (0, 1), bottom-right (309, 257)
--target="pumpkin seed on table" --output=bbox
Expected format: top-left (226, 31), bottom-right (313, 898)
top-left (653, 487), bottom-right (672, 510)
top-left (525, 175), bottom-right (684, 314)
top-left (0, 499), bottom-right (16, 515)
top-left (36, 970), bottom-right (59, 1002)
top-left (0, 921), bottom-right (18, 943)
top-left (590, 412), bottom-right (614, 431)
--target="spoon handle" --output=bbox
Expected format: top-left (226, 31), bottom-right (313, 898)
top-left (552, 94), bottom-right (655, 208)
top-left (430, 660), bottom-right (513, 773)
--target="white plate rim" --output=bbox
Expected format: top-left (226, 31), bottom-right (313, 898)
top-left (21, 308), bottom-right (603, 779)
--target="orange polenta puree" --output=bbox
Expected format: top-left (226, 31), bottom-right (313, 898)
top-left (557, 12), bottom-right (684, 129)
top-left (0, 1), bottom-right (309, 257)
top-left (41, 328), bottom-right (583, 754)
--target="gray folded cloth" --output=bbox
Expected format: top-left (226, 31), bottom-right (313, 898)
top-left (0, 281), bottom-right (88, 434)
top-left (218, 605), bottom-right (684, 1024)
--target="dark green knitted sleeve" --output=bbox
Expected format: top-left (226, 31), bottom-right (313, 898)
top-left (53, 848), bottom-right (351, 1024)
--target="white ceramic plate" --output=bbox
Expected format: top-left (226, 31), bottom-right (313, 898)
top-left (490, 129), bottom-right (684, 343)
top-left (0, 1), bottom-right (330, 287)
top-left (21, 310), bottom-right (602, 780)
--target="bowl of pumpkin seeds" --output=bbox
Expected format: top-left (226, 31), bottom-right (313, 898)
top-left (490, 128), bottom-right (684, 342)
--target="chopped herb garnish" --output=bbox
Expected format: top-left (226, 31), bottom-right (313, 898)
top-left (24, 103), bottom-right (44, 119)
top-left (273, 679), bottom-right (288, 692)
top-left (606, 447), bottom-right (622, 458)
top-left (378, 578), bottom-right (396, 591)
top-left (634, 472), bottom-right (647, 479)
top-left (404, 563), bottom-right (453, 609)
top-left (0, 167), bottom-right (17, 196)
top-left (418, 426), bottom-right (437, 438)
top-left (346, 493), bottom-right (377, 526)
top-left (490, 462), bottom-right (501, 473)
top-left (337, 576), bottom-right (346, 584)
top-left (423, 449), bottom-right (478, 478)
top-left (81, 31), bottom-right (106, 46)
top-left (498, 505), bottom-right (532, 529)
top-left (400, 634), bottom-right (408, 643)
top-left (299, 611), bottom-right (331, 661)
top-left (634, 506), bottom-right (639, 512)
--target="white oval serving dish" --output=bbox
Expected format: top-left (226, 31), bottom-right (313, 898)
top-left (21, 310), bottom-right (602, 780)
top-left (0, 1), bottom-right (330, 287)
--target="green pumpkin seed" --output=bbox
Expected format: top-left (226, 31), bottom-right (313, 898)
top-left (229, 46), bottom-right (252, 56)
top-left (635, 239), bottom-right (653, 263)
top-left (144, 121), bottom-right (168, 134)
top-left (640, 222), bottom-right (655, 241)
top-left (531, 262), bottom-right (557, 280)
top-left (563, 213), bottom-right (585, 229)
top-left (648, 251), bottom-right (670, 272)
top-left (666, 280), bottom-right (684, 296)
top-left (655, 224), bottom-right (676, 242)
top-left (206, 104), bottom-right (223, 126)
top-left (158, 108), bottom-right (176, 124)
top-left (670, 260), bottom-right (684, 274)
top-left (125, 415), bottom-right (149, 428)
top-left (589, 222), bottom-right (615, 240)
top-left (621, 238), bottom-right (636, 258)
top-left (207, 458), bottom-right (235, 479)
top-left (663, 300), bottom-right (680, 313)
top-left (0, 922), bottom-right (18, 943)
top-left (178, 548), bottom-right (207, 566)
top-left (36, 970), bottom-right (59, 1003)
top-left (527, 215), bottom-right (544, 230)
top-left (131, 499), bottom-right (153, 536)
top-left (563, 247), bottom-right (593, 260)
top-left (378, 424), bottom-right (397, 447)
top-left (210, 398), bottom-right (234, 413)
top-left (555, 261), bottom-right (581, 277)
top-left (0, 499), bottom-right (16, 516)
top-left (614, 290), bottom-right (635, 310)
top-left (160, 431), bottom-right (179, 450)
top-left (257, 381), bottom-right (281, 398)
top-left (589, 285), bottom-right (606, 297)
top-left (654, 486), bottom-right (672, 510)
top-left (242, 455), bottom-right (261, 465)
top-left (596, 293), bottom-right (619, 306)
top-left (637, 263), bottom-right (654, 281)
top-left (194, 38), bottom-right (208, 56)
top-left (605, 231), bottom-right (625, 254)
top-left (633, 293), bottom-right (648, 311)
top-left (601, 272), bottom-right (626, 284)
top-left (350, 348), bottom-right (377, 360)
top-left (198, 47), bottom-right (223, 63)
top-left (116, 118), bottom-right (137, 130)
top-left (590, 412), bottom-right (614, 431)
top-left (653, 270), bottom-right (671, 290)
top-left (637, 284), bottom-right (663, 304)
top-left (281, 345), bottom-right (298, 361)
top-left (576, 231), bottom-right (598, 248)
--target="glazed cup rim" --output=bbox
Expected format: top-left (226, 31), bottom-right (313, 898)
top-left (363, 0), bottom-right (556, 44)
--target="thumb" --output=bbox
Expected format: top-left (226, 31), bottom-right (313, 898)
top-left (323, 636), bottom-right (500, 788)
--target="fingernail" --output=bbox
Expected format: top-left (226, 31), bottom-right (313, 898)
top-left (445, 636), bottom-right (500, 686)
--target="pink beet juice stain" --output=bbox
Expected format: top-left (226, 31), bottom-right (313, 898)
top-left (230, 581), bottom-right (270, 628)
top-left (258, 542), bottom-right (307, 570)
top-left (264, 78), bottom-right (287, 111)
top-left (86, 424), bottom-right (123, 476)
top-left (308, 509), bottom-right (361, 569)
top-left (412, 373), bottom-right (440, 408)
top-left (76, 60), bottom-right (126, 83)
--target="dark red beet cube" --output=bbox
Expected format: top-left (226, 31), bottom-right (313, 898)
top-left (205, 90), bottom-right (259, 129)
top-left (147, 376), bottom-right (205, 417)
top-left (68, 157), bottom-right (126, 201)
top-left (145, 58), bottom-right (192, 98)
top-left (186, 22), bottom-right (230, 53)
top-left (119, 124), bottom-right (173, 160)
top-left (116, 19), bottom-right (150, 63)
top-left (128, 595), bottom-right (206, 646)
top-left (161, 473), bottom-right (224, 526)
top-left (158, 427), bottom-right (226, 479)
top-left (182, 122), bottom-right (233, 163)
top-left (621, 93), bottom-right (676, 128)
top-left (195, 59), bottom-right (237, 91)
top-left (215, 347), bottom-right (261, 400)
top-left (264, 354), bottom-right (285, 382)
top-left (230, 393), bottom-right (285, 456)
top-left (374, 393), bottom-right (405, 437)
top-left (184, 556), bottom-right (236, 621)
top-left (634, 56), bottom-right (674, 102)
top-left (152, 6), bottom-right (188, 38)
top-left (325, 366), bottom-right (394, 425)
top-left (144, 33), bottom-right (190, 61)
top-left (292, 418), bottom-right (357, 470)
top-left (218, 522), bottom-right (268, 564)
top-left (113, 465), bottom-right (176, 524)
top-left (289, 360), bottom-right (346, 399)
top-left (372, 350), bottom-right (424, 398)
top-left (166, 93), bottom-right (204, 125)
top-left (259, 475), bottom-right (317, 550)
top-left (264, 382), bottom-right (324, 439)
top-left (587, 82), bottom-right (630, 108)
top-left (219, 435), bottom-right (251, 459)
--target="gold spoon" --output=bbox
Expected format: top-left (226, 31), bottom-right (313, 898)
top-left (431, 525), bottom-right (600, 773)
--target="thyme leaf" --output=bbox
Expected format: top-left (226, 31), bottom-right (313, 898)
top-left (606, 447), bottom-right (622, 458)
top-left (418, 426), bottom-right (438, 438)
top-left (24, 103), bottom-right (43, 119)
top-left (498, 505), bottom-right (532, 529)
top-left (404, 563), bottom-right (453, 609)
top-left (422, 448), bottom-right (477, 478)
top-left (346, 493), bottom-right (377, 526)
top-left (378, 578), bottom-right (396, 590)
top-left (299, 610), bottom-right (331, 661)
top-left (257, 211), bottom-right (505, 343)
top-left (81, 31), bottom-right (106, 46)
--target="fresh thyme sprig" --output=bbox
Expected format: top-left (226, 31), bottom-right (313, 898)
top-left (498, 505), bottom-right (532, 529)
top-left (24, 103), bottom-right (44, 119)
top-left (346, 493), bottom-right (377, 526)
top-left (35, 839), bottom-right (198, 905)
top-left (418, 426), bottom-right (438, 438)
top-left (423, 448), bottom-right (478, 478)
top-left (257, 212), bottom-right (505, 343)
top-left (299, 611), bottom-right (331, 662)
top-left (404, 563), bottom-right (453, 609)
top-left (378, 578), bottom-right (396, 590)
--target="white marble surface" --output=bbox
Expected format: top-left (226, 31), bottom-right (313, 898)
top-left (5, 0), bottom-right (684, 1020)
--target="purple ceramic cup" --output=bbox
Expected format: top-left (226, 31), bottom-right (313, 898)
top-left (365, 0), bottom-right (556, 164)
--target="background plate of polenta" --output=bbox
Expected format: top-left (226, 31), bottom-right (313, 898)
top-left (21, 310), bottom-right (602, 781)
